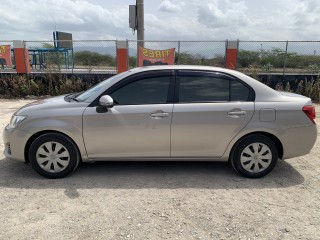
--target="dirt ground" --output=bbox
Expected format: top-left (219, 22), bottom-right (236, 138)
top-left (0, 99), bottom-right (319, 240)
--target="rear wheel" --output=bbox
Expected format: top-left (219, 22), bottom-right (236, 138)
top-left (231, 135), bottom-right (278, 178)
top-left (28, 133), bottom-right (80, 178)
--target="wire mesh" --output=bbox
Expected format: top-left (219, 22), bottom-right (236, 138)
top-left (237, 41), bottom-right (287, 73)
top-left (3, 40), bottom-right (320, 74)
top-left (285, 41), bottom-right (320, 74)
top-left (24, 40), bottom-right (117, 74)
top-left (72, 40), bottom-right (117, 73)
top-left (25, 41), bottom-right (64, 72)
top-left (178, 41), bottom-right (226, 67)
top-left (127, 40), bottom-right (226, 68)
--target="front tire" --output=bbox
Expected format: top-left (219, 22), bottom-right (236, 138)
top-left (231, 135), bottom-right (278, 178)
top-left (28, 133), bottom-right (80, 178)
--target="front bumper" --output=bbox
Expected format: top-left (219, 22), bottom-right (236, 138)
top-left (3, 125), bottom-right (30, 162)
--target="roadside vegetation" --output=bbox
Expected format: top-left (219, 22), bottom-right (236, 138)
top-left (237, 48), bottom-right (320, 73)
top-left (0, 74), bottom-right (89, 98)
top-left (1, 47), bottom-right (320, 101)
top-left (0, 71), bottom-right (319, 102)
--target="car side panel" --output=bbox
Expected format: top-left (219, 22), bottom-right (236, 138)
top-left (13, 107), bottom-right (88, 162)
top-left (82, 104), bottom-right (173, 159)
top-left (220, 101), bottom-right (317, 161)
top-left (171, 102), bottom-right (254, 157)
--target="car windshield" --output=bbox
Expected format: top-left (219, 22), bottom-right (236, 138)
top-left (75, 72), bottom-right (127, 102)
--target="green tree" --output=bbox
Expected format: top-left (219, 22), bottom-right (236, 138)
top-left (237, 50), bottom-right (260, 67)
top-left (41, 43), bottom-right (65, 69)
top-left (74, 51), bottom-right (116, 66)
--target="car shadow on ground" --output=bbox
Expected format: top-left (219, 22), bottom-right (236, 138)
top-left (0, 158), bottom-right (304, 190)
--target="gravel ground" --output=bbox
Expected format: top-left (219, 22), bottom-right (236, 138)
top-left (0, 99), bottom-right (319, 240)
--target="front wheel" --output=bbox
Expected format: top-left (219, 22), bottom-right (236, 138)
top-left (28, 133), bottom-right (80, 178)
top-left (231, 135), bottom-right (278, 178)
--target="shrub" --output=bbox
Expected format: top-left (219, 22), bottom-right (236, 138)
top-left (0, 73), bottom-right (319, 102)
top-left (0, 74), bottom-right (95, 98)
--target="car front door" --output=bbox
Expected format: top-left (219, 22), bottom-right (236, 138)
top-left (171, 70), bottom-right (255, 158)
top-left (82, 71), bottom-right (174, 159)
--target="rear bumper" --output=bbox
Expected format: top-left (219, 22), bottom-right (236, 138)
top-left (280, 124), bottom-right (317, 159)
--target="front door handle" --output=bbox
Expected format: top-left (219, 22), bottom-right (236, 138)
top-left (150, 111), bottom-right (169, 118)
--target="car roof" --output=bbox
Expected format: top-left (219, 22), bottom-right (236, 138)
top-left (127, 65), bottom-right (237, 74)
top-left (124, 65), bottom-right (282, 102)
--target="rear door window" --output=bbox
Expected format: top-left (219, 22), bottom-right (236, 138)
top-left (178, 75), bottom-right (229, 102)
top-left (177, 71), bottom-right (252, 102)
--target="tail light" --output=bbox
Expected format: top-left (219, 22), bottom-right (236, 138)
top-left (303, 106), bottom-right (316, 124)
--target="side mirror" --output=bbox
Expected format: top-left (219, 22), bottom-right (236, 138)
top-left (99, 95), bottom-right (114, 108)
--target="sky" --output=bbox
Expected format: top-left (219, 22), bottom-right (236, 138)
top-left (1, 0), bottom-right (320, 41)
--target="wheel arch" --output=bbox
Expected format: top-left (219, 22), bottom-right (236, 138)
top-left (229, 131), bottom-right (284, 161)
top-left (24, 130), bottom-right (82, 163)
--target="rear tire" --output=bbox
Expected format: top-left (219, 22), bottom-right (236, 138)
top-left (28, 133), bottom-right (80, 178)
top-left (231, 135), bottom-right (278, 178)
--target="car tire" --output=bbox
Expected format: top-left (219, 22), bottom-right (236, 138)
top-left (231, 134), bottom-right (278, 178)
top-left (28, 133), bottom-right (80, 178)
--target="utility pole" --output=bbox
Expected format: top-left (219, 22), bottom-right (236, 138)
top-left (136, 0), bottom-right (144, 48)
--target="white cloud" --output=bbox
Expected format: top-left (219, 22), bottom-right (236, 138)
top-left (197, 0), bottom-right (250, 29)
top-left (0, 0), bottom-right (130, 40)
top-left (1, 0), bottom-right (320, 42)
top-left (158, 0), bottom-right (183, 12)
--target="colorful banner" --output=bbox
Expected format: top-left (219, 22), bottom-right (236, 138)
top-left (0, 45), bottom-right (12, 67)
top-left (138, 47), bottom-right (175, 67)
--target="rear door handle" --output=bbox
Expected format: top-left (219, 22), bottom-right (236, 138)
top-left (228, 110), bottom-right (247, 117)
top-left (150, 111), bottom-right (169, 118)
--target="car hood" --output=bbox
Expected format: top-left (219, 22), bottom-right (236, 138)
top-left (15, 95), bottom-right (89, 116)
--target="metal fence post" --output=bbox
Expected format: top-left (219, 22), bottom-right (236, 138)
top-left (177, 40), bottom-right (181, 64)
top-left (283, 40), bottom-right (289, 75)
top-left (127, 39), bottom-right (129, 71)
top-left (236, 39), bottom-right (240, 70)
top-left (225, 39), bottom-right (228, 68)
top-left (71, 41), bottom-right (74, 74)
top-left (23, 41), bottom-right (28, 74)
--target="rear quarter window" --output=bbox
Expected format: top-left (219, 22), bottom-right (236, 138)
top-left (230, 79), bottom-right (251, 101)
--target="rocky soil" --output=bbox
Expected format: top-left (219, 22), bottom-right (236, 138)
top-left (0, 99), bottom-right (319, 240)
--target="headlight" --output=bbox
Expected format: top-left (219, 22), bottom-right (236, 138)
top-left (8, 115), bottom-right (27, 129)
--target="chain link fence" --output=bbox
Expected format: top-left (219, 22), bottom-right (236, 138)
top-left (178, 41), bottom-right (226, 67)
top-left (1, 40), bottom-right (320, 74)
top-left (238, 41), bottom-right (320, 74)
top-left (24, 40), bottom-right (117, 74)
top-left (127, 40), bottom-right (226, 68)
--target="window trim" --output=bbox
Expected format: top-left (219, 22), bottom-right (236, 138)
top-left (89, 70), bottom-right (175, 107)
top-left (174, 70), bottom-right (255, 103)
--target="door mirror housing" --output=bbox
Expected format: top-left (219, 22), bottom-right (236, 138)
top-left (99, 95), bottom-right (114, 108)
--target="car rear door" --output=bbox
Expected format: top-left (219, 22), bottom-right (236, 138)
top-left (82, 70), bottom-right (174, 159)
top-left (171, 70), bottom-right (255, 158)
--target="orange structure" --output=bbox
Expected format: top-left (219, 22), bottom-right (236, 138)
top-left (13, 40), bottom-right (30, 74)
top-left (116, 41), bottom-right (128, 73)
top-left (225, 41), bottom-right (238, 70)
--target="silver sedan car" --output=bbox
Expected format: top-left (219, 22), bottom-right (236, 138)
top-left (3, 66), bottom-right (317, 178)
